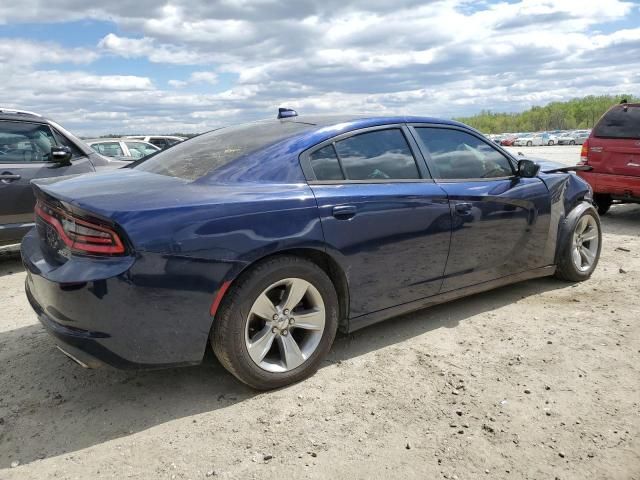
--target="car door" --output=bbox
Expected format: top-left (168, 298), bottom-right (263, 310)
top-left (0, 120), bottom-right (95, 246)
top-left (301, 125), bottom-right (452, 318)
top-left (410, 125), bottom-right (551, 292)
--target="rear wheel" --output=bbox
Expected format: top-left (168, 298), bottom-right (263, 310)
top-left (569, 140), bottom-right (576, 145)
top-left (211, 256), bottom-right (339, 390)
top-left (555, 208), bottom-right (601, 282)
top-left (594, 194), bottom-right (612, 215)
top-left (527, 141), bottom-right (532, 146)
top-left (548, 140), bottom-right (554, 146)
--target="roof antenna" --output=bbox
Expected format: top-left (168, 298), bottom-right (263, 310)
top-left (621, 98), bottom-right (628, 112)
top-left (277, 107), bottom-right (298, 119)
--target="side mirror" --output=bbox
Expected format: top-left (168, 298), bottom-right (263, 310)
top-left (51, 146), bottom-right (72, 166)
top-left (517, 159), bottom-right (540, 178)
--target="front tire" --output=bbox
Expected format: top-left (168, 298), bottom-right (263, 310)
top-left (569, 140), bottom-right (576, 145)
top-left (527, 141), bottom-right (533, 146)
top-left (555, 208), bottom-right (601, 282)
top-left (594, 194), bottom-right (612, 215)
top-left (211, 256), bottom-right (339, 390)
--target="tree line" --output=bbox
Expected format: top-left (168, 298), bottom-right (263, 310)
top-left (454, 94), bottom-right (638, 134)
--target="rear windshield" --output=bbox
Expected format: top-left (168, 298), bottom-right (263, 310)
top-left (593, 105), bottom-right (640, 139)
top-left (135, 120), bottom-right (314, 181)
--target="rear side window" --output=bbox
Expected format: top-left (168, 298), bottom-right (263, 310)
top-left (415, 127), bottom-right (513, 180)
top-left (335, 129), bottom-right (420, 180)
top-left (309, 145), bottom-right (344, 180)
top-left (593, 105), bottom-right (640, 139)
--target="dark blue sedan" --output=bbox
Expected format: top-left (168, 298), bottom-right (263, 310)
top-left (22, 111), bottom-right (601, 389)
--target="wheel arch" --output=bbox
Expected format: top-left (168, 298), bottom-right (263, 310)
top-left (554, 201), bottom-right (598, 264)
top-left (211, 247), bottom-right (351, 333)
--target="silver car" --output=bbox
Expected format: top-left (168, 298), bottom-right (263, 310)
top-left (86, 138), bottom-right (160, 160)
top-left (557, 131), bottom-right (590, 145)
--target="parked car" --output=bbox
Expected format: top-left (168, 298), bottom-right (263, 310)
top-left (577, 102), bottom-right (640, 214)
top-left (542, 132), bottom-right (559, 146)
top-left (22, 112), bottom-right (600, 389)
top-left (514, 133), bottom-right (544, 146)
top-left (86, 138), bottom-right (160, 160)
top-left (500, 134), bottom-right (518, 146)
top-left (0, 108), bottom-right (127, 251)
top-left (558, 131), bottom-right (590, 145)
top-left (125, 135), bottom-right (185, 150)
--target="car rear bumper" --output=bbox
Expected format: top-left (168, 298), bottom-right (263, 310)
top-left (21, 228), bottom-right (224, 369)
top-left (577, 171), bottom-right (640, 198)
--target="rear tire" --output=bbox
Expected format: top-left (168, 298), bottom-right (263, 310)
top-left (594, 194), bottom-right (612, 215)
top-left (211, 255), bottom-right (339, 390)
top-left (527, 141), bottom-right (532, 146)
top-left (555, 208), bottom-right (601, 282)
top-left (569, 140), bottom-right (576, 145)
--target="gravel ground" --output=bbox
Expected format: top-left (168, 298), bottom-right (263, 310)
top-left (0, 145), bottom-right (638, 480)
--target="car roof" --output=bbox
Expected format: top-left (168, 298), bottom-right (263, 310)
top-left (85, 138), bottom-right (154, 143)
top-left (0, 111), bottom-right (49, 124)
top-left (242, 114), bottom-right (476, 149)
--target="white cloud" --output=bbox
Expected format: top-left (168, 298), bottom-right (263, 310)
top-left (0, 0), bottom-right (638, 134)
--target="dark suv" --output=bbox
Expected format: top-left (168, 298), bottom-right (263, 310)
top-left (578, 101), bottom-right (640, 214)
top-left (0, 108), bottom-right (127, 251)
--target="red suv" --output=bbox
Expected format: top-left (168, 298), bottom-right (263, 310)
top-left (578, 101), bottom-right (640, 214)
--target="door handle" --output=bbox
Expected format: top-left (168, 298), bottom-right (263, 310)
top-left (332, 205), bottom-right (357, 220)
top-left (0, 172), bottom-right (21, 184)
top-left (454, 202), bottom-right (472, 215)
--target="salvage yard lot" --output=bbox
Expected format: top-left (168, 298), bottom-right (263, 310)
top-left (0, 145), bottom-right (638, 479)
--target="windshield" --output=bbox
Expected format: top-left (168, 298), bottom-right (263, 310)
top-left (593, 105), bottom-right (640, 139)
top-left (134, 120), bottom-right (314, 181)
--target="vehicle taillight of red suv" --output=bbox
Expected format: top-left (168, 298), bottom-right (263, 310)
top-left (577, 101), bottom-right (640, 214)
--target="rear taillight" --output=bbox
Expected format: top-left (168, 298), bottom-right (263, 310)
top-left (35, 201), bottom-right (125, 255)
top-left (578, 138), bottom-right (590, 165)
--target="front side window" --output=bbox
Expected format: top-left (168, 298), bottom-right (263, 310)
top-left (51, 128), bottom-right (83, 158)
top-left (0, 121), bottom-right (57, 163)
top-left (415, 128), bottom-right (513, 180)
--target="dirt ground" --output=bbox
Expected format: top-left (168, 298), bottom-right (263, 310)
top-left (0, 146), bottom-right (638, 479)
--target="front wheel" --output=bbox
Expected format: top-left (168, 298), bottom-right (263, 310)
top-left (548, 140), bottom-right (554, 146)
top-left (594, 194), bottom-right (612, 215)
top-left (555, 208), bottom-right (601, 282)
top-left (569, 140), bottom-right (576, 145)
top-left (211, 256), bottom-right (339, 390)
top-left (527, 141), bottom-right (533, 146)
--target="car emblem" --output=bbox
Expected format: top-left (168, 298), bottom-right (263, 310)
top-left (45, 225), bottom-right (58, 249)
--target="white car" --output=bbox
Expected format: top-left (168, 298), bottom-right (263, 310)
top-left (557, 131), bottom-right (590, 145)
top-left (513, 133), bottom-right (544, 146)
top-left (126, 135), bottom-right (186, 150)
top-left (86, 138), bottom-right (160, 160)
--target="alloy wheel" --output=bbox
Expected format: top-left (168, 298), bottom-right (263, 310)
top-left (572, 215), bottom-right (599, 272)
top-left (244, 278), bottom-right (325, 373)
